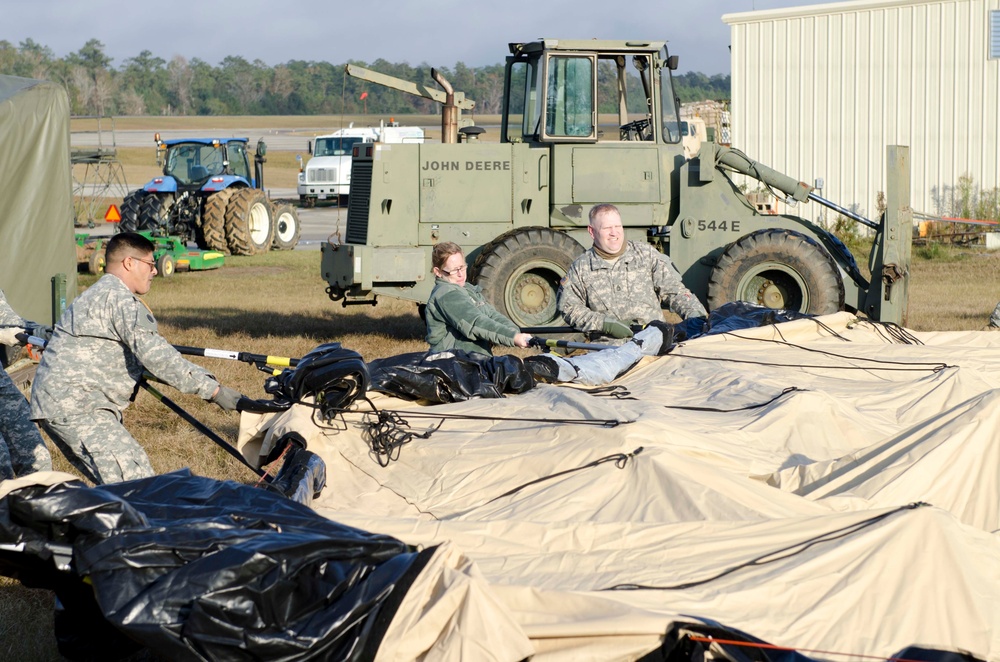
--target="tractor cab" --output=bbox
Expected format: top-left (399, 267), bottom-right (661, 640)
top-left (155, 137), bottom-right (254, 190)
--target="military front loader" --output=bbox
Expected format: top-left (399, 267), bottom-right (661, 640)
top-left (119, 136), bottom-right (301, 255)
top-left (321, 39), bottom-right (912, 327)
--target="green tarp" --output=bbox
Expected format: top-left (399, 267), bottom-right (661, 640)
top-left (0, 75), bottom-right (77, 326)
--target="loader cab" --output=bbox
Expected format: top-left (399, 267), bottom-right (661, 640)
top-left (501, 39), bottom-right (683, 146)
top-left (501, 40), bottom-right (685, 228)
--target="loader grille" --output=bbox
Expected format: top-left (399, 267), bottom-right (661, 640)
top-left (346, 161), bottom-right (372, 244)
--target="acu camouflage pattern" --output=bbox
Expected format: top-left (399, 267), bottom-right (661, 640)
top-left (425, 279), bottom-right (519, 356)
top-left (557, 241), bottom-right (708, 333)
top-left (30, 274), bottom-right (219, 484)
top-left (0, 290), bottom-right (52, 479)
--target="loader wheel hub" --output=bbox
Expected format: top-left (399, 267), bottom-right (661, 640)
top-left (757, 279), bottom-right (787, 308)
top-left (513, 273), bottom-right (551, 315)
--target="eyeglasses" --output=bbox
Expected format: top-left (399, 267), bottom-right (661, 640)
top-left (128, 256), bottom-right (157, 269)
top-left (439, 264), bottom-right (467, 277)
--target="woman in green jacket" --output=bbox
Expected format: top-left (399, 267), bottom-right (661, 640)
top-left (425, 242), bottom-right (533, 356)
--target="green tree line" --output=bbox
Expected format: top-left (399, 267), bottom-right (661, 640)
top-left (1, 38), bottom-right (730, 116)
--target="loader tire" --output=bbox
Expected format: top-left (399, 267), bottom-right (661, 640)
top-left (271, 203), bottom-right (301, 250)
top-left (138, 193), bottom-right (173, 235)
top-left (470, 227), bottom-right (584, 327)
top-left (225, 189), bottom-right (274, 256)
top-left (118, 189), bottom-right (144, 233)
top-left (202, 189), bottom-right (233, 253)
top-left (707, 229), bottom-right (844, 315)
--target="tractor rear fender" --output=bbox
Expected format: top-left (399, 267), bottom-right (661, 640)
top-left (143, 177), bottom-right (178, 194)
top-left (202, 175), bottom-right (253, 193)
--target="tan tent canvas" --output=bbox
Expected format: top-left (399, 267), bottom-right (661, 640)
top-left (0, 75), bottom-right (77, 326)
top-left (242, 314), bottom-right (1000, 661)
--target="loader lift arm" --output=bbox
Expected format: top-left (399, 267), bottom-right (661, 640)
top-left (344, 64), bottom-right (476, 143)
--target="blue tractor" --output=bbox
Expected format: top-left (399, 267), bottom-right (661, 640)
top-left (119, 136), bottom-right (301, 255)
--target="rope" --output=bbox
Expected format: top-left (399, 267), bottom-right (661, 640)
top-left (664, 386), bottom-right (803, 412)
top-left (352, 398), bottom-right (632, 466)
top-left (604, 502), bottom-right (927, 591)
top-left (483, 447), bottom-right (643, 505)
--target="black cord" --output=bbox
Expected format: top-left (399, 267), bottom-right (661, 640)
top-left (663, 386), bottom-right (804, 412)
top-left (482, 447), bottom-right (644, 505)
top-left (604, 502), bottom-right (928, 591)
top-left (350, 398), bottom-right (633, 466)
top-left (675, 331), bottom-right (950, 373)
top-left (577, 385), bottom-right (637, 400)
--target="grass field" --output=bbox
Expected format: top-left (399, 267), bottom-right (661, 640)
top-left (9, 114), bottom-right (1000, 658)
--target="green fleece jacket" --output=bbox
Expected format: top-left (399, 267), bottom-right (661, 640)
top-left (425, 279), bottom-right (519, 356)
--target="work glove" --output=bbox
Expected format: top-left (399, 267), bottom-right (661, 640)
top-left (0, 326), bottom-right (24, 346)
top-left (211, 385), bottom-right (245, 412)
top-left (27, 324), bottom-right (53, 343)
top-left (601, 316), bottom-right (634, 339)
top-left (645, 320), bottom-right (676, 356)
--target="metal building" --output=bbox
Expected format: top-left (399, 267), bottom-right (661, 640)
top-left (723, 0), bottom-right (1000, 224)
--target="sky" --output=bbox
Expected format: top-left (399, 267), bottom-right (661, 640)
top-left (2, 0), bottom-right (839, 76)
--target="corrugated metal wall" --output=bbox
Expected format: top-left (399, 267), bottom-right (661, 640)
top-left (724, 0), bottom-right (999, 224)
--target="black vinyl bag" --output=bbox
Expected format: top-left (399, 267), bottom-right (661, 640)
top-left (0, 470), bottom-right (434, 661)
top-left (368, 349), bottom-right (535, 404)
top-left (702, 301), bottom-right (812, 336)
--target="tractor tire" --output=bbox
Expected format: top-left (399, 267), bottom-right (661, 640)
top-left (271, 203), bottom-right (301, 250)
top-left (138, 193), bottom-right (173, 235)
top-left (156, 253), bottom-right (175, 277)
top-left (225, 189), bottom-right (274, 256)
top-left (87, 249), bottom-right (106, 275)
top-left (470, 227), bottom-right (584, 328)
top-left (202, 189), bottom-right (234, 253)
top-left (118, 189), bottom-right (144, 233)
top-left (707, 229), bottom-right (845, 315)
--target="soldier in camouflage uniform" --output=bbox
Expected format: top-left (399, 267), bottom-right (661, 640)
top-left (558, 203), bottom-right (707, 340)
top-left (0, 290), bottom-right (53, 480)
top-left (30, 233), bottom-right (245, 485)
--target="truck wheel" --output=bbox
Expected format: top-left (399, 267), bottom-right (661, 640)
top-left (156, 253), bottom-right (175, 277)
top-left (138, 193), bottom-right (173, 234)
top-left (471, 227), bottom-right (584, 327)
top-left (707, 229), bottom-right (844, 315)
top-left (271, 203), bottom-right (301, 250)
top-left (118, 189), bottom-right (144, 233)
top-left (225, 189), bottom-right (274, 256)
top-left (202, 189), bottom-right (234, 253)
top-left (87, 249), bottom-right (106, 275)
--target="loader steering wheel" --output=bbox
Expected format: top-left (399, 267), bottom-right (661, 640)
top-left (620, 118), bottom-right (652, 141)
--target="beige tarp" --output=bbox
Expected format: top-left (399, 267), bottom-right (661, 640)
top-left (241, 313), bottom-right (1000, 661)
top-left (0, 75), bottom-right (77, 325)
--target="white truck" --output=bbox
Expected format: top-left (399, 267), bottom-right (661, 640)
top-left (297, 121), bottom-right (424, 207)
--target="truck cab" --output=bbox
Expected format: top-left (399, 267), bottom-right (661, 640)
top-left (299, 122), bottom-right (425, 207)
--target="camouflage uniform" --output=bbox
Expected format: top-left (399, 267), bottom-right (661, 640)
top-left (0, 290), bottom-right (52, 480)
top-left (30, 274), bottom-right (220, 484)
top-left (558, 240), bottom-right (707, 334)
top-left (425, 279), bottom-right (520, 356)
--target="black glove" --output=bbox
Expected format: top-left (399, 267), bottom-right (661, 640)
top-left (211, 385), bottom-right (244, 411)
top-left (645, 320), bottom-right (676, 356)
top-left (601, 316), bottom-right (633, 339)
top-left (28, 324), bottom-right (53, 342)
